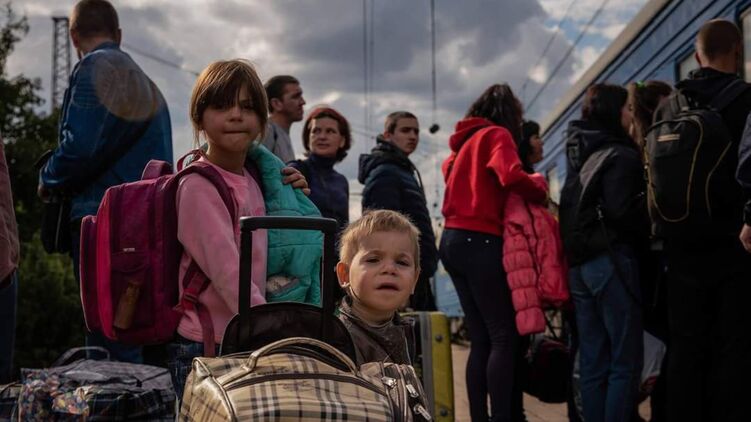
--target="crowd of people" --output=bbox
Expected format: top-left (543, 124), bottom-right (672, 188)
top-left (1, 1), bottom-right (751, 421)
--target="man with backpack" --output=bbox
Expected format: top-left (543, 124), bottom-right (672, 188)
top-left (646, 19), bottom-right (751, 422)
top-left (38, 0), bottom-right (173, 363)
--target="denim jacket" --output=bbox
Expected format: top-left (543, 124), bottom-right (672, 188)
top-left (41, 41), bottom-right (173, 221)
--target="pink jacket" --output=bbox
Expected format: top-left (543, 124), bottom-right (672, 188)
top-left (176, 158), bottom-right (268, 343)
top-left (0, 141), bottom-right (19, 282)
top-left (502, 176), bottom-right (569, 335)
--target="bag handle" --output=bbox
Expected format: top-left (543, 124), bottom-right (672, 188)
top-left (244, 337), bottom-right (359, 375)
top-left (52, 347), bottom-right (110, 367)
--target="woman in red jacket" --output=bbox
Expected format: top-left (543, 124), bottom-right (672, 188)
top-left (440, 84), bottom-right (547, 422)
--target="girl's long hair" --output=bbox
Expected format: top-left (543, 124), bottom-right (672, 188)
top-left (465, 84), bottom-right (524, 143)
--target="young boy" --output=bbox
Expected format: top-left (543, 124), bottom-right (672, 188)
top-left (336, 210), bottom-right (420, 365)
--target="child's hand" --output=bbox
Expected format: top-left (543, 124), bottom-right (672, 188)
top-left (281, 167), bottom-right (311, 196)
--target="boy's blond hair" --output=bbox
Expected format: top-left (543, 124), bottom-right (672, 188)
top-left (189, 59), bottom-right (268, 146)
top-left (339, 210), bottom-right (421, 272)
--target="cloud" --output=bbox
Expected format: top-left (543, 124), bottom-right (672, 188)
top-left (7, 0), bottom-right (647, 218)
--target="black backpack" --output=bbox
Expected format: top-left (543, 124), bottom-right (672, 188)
top-left (644, 79), bottom-right (749, 238)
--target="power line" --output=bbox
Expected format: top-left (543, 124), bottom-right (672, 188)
top-left (121, 42), bottom-right (199, 76)
top-left (520, 0), bottom-right (577, 103)
top-left (525, 0), bottom-right (611, 113)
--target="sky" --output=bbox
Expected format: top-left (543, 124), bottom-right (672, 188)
top-left (8, 0), bottom-right (648, 218)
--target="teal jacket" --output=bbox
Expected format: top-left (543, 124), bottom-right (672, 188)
top-left (246, 145), bottom-right (322, 305)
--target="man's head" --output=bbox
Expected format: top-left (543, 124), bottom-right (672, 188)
top-left (265, 75), bottom-right (305, 124)
top-left (337, 210), bottom-right (421, 323)
top-left (695, 19), bottom-right (742, 74)
top-left (70, 0), bottom-right (121, 56)
top-left (383, 111), bottom-right (419, 155)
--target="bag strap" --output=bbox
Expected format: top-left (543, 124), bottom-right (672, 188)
top-left (595, 204), bottom-right (642, 306)
top-left (709, 78), bottom-right (750, 112)
top-left (173, 160), bottom-right (238, 358)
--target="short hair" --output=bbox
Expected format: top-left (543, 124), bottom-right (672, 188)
top-left (384, 111), bottom-right (418, 134)
top-left (627, 80), bottom-right (672, 143)
top-left (70, 0), bottom-right (119, 40)
top-left (339, 210), bottom-right (421, 273)
top-left (301, 106), bottom-right (352, 162)
top-left (465, 84), bottom-right (524, 143)
top-left (581, 83), bottom-right (628, 136)
top-left (264, 75), bottom-right (300, 110)
top-left (189, 59), bottom-right (268, 146)
top-left (696, 19), bottom-right (742, 61)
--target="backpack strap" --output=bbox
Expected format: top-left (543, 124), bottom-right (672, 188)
top-left (173, 160), bottom-right (238, 357)
top-left (709, 78), bottom-right (750, 111)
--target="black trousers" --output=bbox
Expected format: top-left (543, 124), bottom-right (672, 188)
top-left (665, 240), bottom-right (751, 422)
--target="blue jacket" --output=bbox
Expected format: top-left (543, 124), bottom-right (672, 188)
top-left (248, 145), bottom-right (323, 305)
top-left (289, 154), bottom-right (349, 236)
top-left (358, 138), bottom-right (438, 278)
top-left (41, 42), bottom-right (173, 221)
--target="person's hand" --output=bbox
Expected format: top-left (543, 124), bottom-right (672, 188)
top-left (740, 224), bottom-right (751, 253)
top-left (37, 183), bottom-right (51, 202)
top-left (281, 166), bottom-right (310, 196)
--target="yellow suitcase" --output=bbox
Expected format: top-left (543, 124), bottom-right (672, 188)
top-left (403, 311), bottom-right (455, 421)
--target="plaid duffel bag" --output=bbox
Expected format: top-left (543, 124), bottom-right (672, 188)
top-left (17, 347), bottom-right (175, 421)
top-left (180, 337), bottom-right (394, 421)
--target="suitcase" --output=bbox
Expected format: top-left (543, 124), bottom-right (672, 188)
top-left (403, 311), bottom-right (454, 421)
top-left (220, 216), bottom-right (356, 360)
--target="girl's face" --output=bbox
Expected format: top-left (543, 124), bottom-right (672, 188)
top-left (528, 134), bottom-right (544, 165)
top-left (309, 117), bottom-right (345, 158)
top-left (200, 87), bottom-right (262, 153)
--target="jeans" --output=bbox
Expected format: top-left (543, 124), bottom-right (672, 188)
top-left (665, 240), bottom-right (751, 422)
top-left (166, 336), bottom-right (219, 400)
top-left (0, 272), bottom-right (17, 383)
top-left (440, 228), bottom-right (517, 422)
top-left (71, 223), bottom-right (143, 363)
top-left (568, 246), bottom-right (643, 422)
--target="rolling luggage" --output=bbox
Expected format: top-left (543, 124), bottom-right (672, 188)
top-left (403, 311), bottom-right (454, 421)
top-left (219, 216), bottom-right (356, 359)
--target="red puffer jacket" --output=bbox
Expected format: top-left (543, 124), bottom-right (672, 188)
top-left (502, 176), bottom-right (569, 335)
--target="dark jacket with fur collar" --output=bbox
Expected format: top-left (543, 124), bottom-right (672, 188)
top-left (338, 299), bottom-right (415, 366)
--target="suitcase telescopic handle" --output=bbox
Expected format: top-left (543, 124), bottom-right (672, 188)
top-left (238, 216), bottom-right (339, 343)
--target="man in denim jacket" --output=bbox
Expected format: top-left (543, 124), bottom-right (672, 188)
top-left (38, 0), bottom-right (172, 363)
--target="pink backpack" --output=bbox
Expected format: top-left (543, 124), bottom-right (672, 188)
top-left (80, 154), bottom-right (235, 357)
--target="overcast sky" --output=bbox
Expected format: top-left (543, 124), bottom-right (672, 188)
top-left (9, 0), bottom-right (648, 218)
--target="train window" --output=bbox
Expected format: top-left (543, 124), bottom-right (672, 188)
top-left (744, 9), bottom-right (751, 81)
top-left (678, 51), bottom-right (699, 80)
top-left (546, 166), bottom-right (561, 205)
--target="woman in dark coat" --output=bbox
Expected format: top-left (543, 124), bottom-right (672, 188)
top-left (290, 106), bottom-right (352, 235)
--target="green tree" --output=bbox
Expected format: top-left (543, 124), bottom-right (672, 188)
top-left (2, 3), bottom-right (84, 372)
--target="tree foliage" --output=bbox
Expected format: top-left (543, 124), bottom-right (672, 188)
top-left (2, 3), bottom-right (84, 372)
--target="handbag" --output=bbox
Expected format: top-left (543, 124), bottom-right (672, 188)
top-left (525, 315), bottom-right (570, 403)
top-left (36, 150), bottom-right (72, 254)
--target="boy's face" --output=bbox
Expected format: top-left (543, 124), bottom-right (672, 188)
top-left (384, 117), bottom-right (419, 156)
top-left (337, 231), bottom-right (419, 322)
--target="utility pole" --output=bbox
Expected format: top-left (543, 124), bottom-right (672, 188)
top-left (51, 17), bottom-right (71, 113)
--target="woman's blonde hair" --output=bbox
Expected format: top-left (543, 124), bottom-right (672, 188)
top-left (189, 59), bottom-right (268, 146)
top-left (339, 210), bottom-right (421, 273)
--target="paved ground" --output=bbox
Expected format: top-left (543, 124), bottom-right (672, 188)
top-left (450, 344), bottom-right (650, 422)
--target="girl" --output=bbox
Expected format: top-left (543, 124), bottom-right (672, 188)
top-left (439, 84), bottom-right (548, 422)
top-left (559, 83), bottom-right (649, 422)
top-left (627, 80), bottom-right (672, 148)
top-left (166, 59), bottom-right (316, 399)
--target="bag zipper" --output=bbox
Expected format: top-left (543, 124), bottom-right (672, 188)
top-left (224, 371), bottom-right (389, 400)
